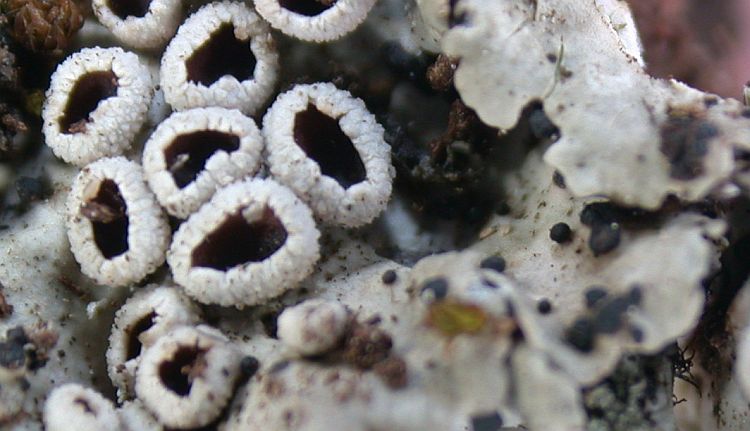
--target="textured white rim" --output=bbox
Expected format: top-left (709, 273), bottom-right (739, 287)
top-left (92, 0), bottom-right (182, 49)
top-left (168, 178), bottom-right (320, 307)
top-left (107, 285), bottom-right (201, 401)
top-left (44, 384), bottom-right (121, 431)
top-left (142, 107), bottom-right (263, 218)
top-left (43, 47), bottom-right (153, 167)
top-left (160, 1), bottom-right (278, 115)
top-left (67, 157), bottom-right (170, 287)
top-left (263, 82), bottom-right (394, 227)
top-left (135, 326), bottom-right (241, 428)
top-left (254, 0), bottom-right (377, 42)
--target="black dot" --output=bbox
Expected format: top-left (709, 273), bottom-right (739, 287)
top-left (630, 326), bottom-right (644, 343)
top-left (240, 356), bottom-right (260, 377)
top-left (585, 287), bottom-right (608, 309)
top-left (471, 411), bottom-right (504, 431)
top-left (628, 285), bottom-right (643, 305)
top-left (552, 170), bottom-right (566, 188)
top-left (565, 318), bottom-right (595, 353)
top-left (549, 222), bottom-right (572, 243)
top-left (588, 223), bottom-right (621, 256)
top-left (421, 278), bottom-right (449, 300)
top-left (537, 299), bottom-right (552, 314)
top-left (381, 270), bottom-right (397, 285)
top-left (479, 255), bottom-right (506, 273)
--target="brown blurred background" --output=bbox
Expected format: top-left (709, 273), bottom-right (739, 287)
top-left (627, 0), bottom-right (750, 99)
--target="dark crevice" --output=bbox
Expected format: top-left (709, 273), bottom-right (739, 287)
top-left (279, 0), bottom-right (335, 16)
top-left (107, 0), bottom-right (152, 19)
top-left (293, 103), bottom-right (366, 188)
top-left (164, 131), bottom-right (240, 188)
top-left (60, 71), bottom-right (118, 134)
top-left (125, 312), bottom-right (156, 361)
top-left (81, 179), bottom-right (129, 259)
top-left (191, 207), bottom-right (287, 271)
top-left (159, 345), bottom-right (207, 396)
top-left (186, 24), bottom-right (255, 87)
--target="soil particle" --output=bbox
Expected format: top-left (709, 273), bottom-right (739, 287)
top-left (339, 321), bottom-right (393, 369)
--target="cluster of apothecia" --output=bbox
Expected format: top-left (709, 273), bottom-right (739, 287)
top-left (41, 1), bottom-right (393, 429)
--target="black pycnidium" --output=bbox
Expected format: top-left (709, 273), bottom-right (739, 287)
top-left (565, 318), bottom-right (595, 353)
top-left (240, 356), bottom-right (260, 377)
top-left (585, 287), bottom-right (608, 308)
top-left (537, 298), bottom-right (552, 314)
top-left (470, 411), bottom-right (504, 431)
top-left (479, 255), bottom-right (506, 273)
top-left (593, 296), bottom-right (632, 334)
top-left (588, 223), bottom-right (621, 256)
top-left (381, 269), bottom-right (397, 285)
top-left (528, 106), bottom-right (559, 140)
top-left (421, 278), bottom-right (448, 300)
top-left (549, 222), bottom-right (572, 243)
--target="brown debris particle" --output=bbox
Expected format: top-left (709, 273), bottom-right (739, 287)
top-left (263, 376), bottom-right (286, 398)
top-left (426, 54), bottom-right (458, 92)
top-left (0, 287), bottom-right (12, 318)
top-left (182, 350), bottom-right (208, 384)
top-left (339, 321), bottom-right (393, 369)
top-left (428, 99), bottom-right (482, 161)
top-left (67, 119), bottom-right (87, 134)
top-left (25, 323), bottom-right (59, 369)
top-left (372, 356), bottom-right (407, 389)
